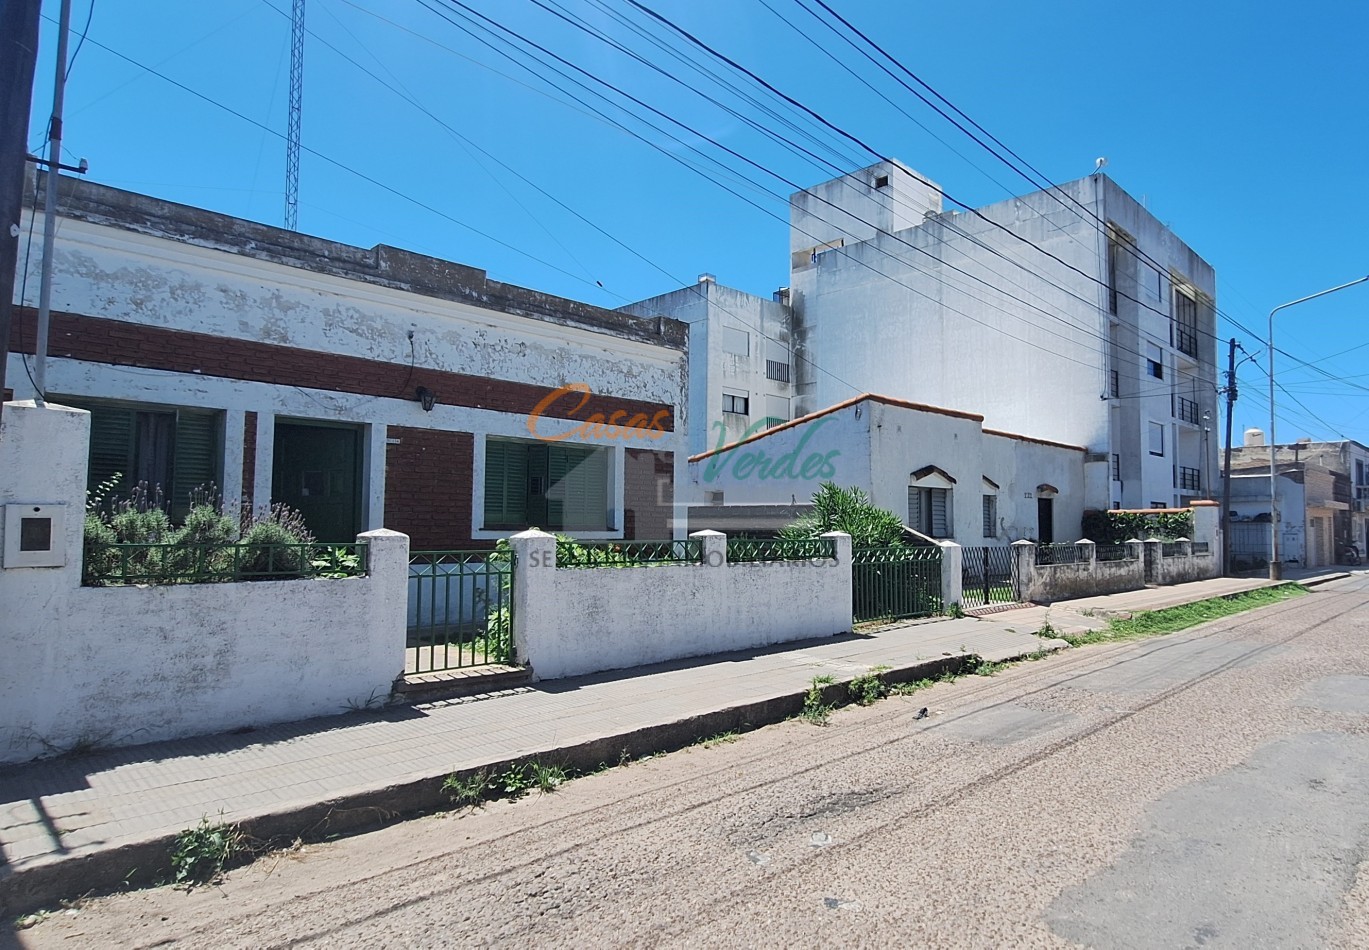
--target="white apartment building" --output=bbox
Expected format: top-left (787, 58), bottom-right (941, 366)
top-left (628, 159), bottom-right (1221, 518)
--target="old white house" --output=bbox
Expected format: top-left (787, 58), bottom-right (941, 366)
top-left (7, 172), bottom-right (688, 547)
top-left (688, 393), bottom-right (1085, 544)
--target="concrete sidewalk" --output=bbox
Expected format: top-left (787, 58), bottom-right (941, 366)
top-left (0, 570), bottom-right (1335, 916)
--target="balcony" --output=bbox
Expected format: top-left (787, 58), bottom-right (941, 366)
top-left (1178, 466), bottom-right (1201, 492)
top-left (1175, 395), bottom-right (1200, 425)
top-left (1175, 324), bottom-right (1199, 360)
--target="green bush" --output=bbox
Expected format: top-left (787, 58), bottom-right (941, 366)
top-left (779, 482), bottom-right (908, 547)
top-left (1081, 508), bottom-right (1193, 544)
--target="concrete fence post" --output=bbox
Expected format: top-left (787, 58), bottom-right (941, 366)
top-left (357, 528), bottom-right (410, 680)
top-left (1011, 539), bottom-right (1035, 603)
top-left (1143, 538), bottom-right (1163, 585)
top-left (1076, 538), bottom-right (1096, 568)
top-left (693, 529), bottom-right (726, 568)
top-left (938, 540), bottom-right (962, 612)
top-left (508, 528), bottom-right (556, 672)
top-left (820, 531), bottom-right (853, 628)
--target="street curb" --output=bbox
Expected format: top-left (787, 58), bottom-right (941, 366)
top-left (1298, 572), bottom-right (1350, 588)
top-left (0, 643), bottom-right (1060, 919)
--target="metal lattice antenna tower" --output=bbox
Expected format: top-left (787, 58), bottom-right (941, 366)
top-left (284, 0), bottom-right (305, 231)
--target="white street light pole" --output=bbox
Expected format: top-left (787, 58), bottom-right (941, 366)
top-left (1267, 275), bottom-right (1369, 580)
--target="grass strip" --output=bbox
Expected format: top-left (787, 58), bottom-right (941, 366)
top-left (1061, 583), bottom-right (1309, 646)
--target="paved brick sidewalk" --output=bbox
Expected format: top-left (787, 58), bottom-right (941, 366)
top-left (0, 616), bottom-right (1053, 915)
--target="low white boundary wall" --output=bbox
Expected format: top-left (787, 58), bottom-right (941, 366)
top-left (510, 529), bottom-right (853, 681)
top-left (0, 402), bottom-right (408, 763)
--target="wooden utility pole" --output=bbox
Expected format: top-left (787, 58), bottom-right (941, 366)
top-left (0, 0), bottom-right (43, 427)
top-left (1220, 337), bottom-right (1238, 574)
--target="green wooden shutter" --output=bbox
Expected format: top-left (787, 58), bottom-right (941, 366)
top-left (87, 404), bottom-right (135, 500)
top-left (171, 410), bottom-right (221, 520)
top-left (929, 488), bottom-right (950, 537)
top-left (548, 445), bottom-right (607, 531)
top-left (483, 439), bottom-right (529, 528)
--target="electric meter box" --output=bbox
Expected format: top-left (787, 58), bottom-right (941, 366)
top-left (3, 503), bottom-right (67, 568)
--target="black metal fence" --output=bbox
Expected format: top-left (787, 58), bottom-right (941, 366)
top-left (83, 541), bottom-right (368, 586)
top-left (852, 545), bottom-right (942, 623)
top-left (555, 538), bottom-right (702, 568)
top-left (960, 545), bottom-right (1018, 608)
top-left (408, 550), bottom-right (514, 672)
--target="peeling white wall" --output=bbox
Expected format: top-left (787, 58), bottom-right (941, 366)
top-left (9, 211), bottom-right (689, 540)
top-left (0, 402), bottom-right (409, 763)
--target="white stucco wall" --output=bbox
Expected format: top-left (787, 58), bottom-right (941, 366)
top-left (509, 530), bottom-right (852, 681)
top-left (689, 396), bottom-right (1086, 544)
top-left (0, 402), bottom-right (409, 763)
top-left (622, 280), bottom-right (794, 458)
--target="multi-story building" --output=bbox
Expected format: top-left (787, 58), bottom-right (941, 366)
top-left (629, 159), bottom-right (1221, 522)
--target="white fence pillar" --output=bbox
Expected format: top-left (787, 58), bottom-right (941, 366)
top-left (509, 529), bottom-right (556, 671)
top-left (820, 531), bottom-right (854, 626)
top-left (939, 540), bottom-right (962, 611)
top-left (693, 529), bottom-right (726, 567)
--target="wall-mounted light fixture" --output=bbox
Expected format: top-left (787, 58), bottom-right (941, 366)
top-left (415, 386), bottom-right (437, 412)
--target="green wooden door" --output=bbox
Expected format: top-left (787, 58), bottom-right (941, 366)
top-left (272, 422), bottom-right (362, 542)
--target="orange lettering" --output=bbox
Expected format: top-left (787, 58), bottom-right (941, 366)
top-left (527, 382), bottom-right (592, 442)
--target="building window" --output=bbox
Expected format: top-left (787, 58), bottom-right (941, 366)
top-left (721, 326), bottom-right (749, 356)
top-left (66, 397), bottom-right (222, 523)
top-left (982, 495), bottom-right (997, 538)
top-left (874, 174), bottom-right (890, 189)
top-left (1147, 342), bottom-right (1164, 380)
top-left (1107, 235), bottom-right (1122, 315)
top-left (1151, 502), bottom-right (1167, 509)
top-left (1174, 290), bottom-right (1199, 358)
top-left (484, 439), bottom-right (609, 531)
top-left (1111, 454), bottom-right (1121, 481)
top-left (908, 486), bottom-right (952, 538)
top-left (722, 393), bottom-right (749, 415)
top-left (762, 417), bottom-right (785, 430)
top-left (765, 360), bottom-right (790, 383)
top-left (1150, 422), bottom-right (1165, 456)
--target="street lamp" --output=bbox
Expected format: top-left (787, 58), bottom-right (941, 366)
top-left (1267, 275), bottom-right (1369, 579)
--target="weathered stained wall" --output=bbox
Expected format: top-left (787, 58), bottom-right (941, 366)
top-left (510, 530), bottom-right (852, 681)
top-left (8, 178), bottom-right (690, 544)
top-left (0, 402), bottom-right (409, 763)
top-left (787, 166), bottom-right (1219, 512)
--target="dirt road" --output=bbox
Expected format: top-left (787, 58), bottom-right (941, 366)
top-left (18, 575), bottom-right (1369, 948)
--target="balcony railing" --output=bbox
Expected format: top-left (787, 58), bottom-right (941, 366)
top-left (1176, 395), bottom-right (1200, 424)
top-left (1178, 466), bottom-right (1201, 492)
top-left (1110, 369), bottom-right (1119, 398)
top-left (1176, 324), bottom-right (1199, 359)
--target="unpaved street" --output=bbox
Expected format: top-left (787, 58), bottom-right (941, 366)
top-left (18, 576), bottom-right (1369, 949)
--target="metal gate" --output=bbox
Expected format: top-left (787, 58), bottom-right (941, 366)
top-left (408, 549), bottom-right (514, 673)
top-left (959, 545), bottom-right (1017, 609)
top-left (852, 545), bottom-right (942, 623)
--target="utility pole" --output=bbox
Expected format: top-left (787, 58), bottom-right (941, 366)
top-left (0, 0), bottom-right (43, 427)
top-left (33, 0), bottom-right (74, 406)
top-left (1219, 337), bottom-right (1238, 574)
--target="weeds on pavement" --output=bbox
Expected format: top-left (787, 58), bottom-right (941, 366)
top-left (801, 675), bottom-right (836, 725)
top-left (1061, 584), bottom-right (1308, 646)
top-left (170, 816), bottom-right (241, 887)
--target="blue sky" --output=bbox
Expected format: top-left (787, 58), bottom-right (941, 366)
top-left (25, 0), bottom-right (1369, 443)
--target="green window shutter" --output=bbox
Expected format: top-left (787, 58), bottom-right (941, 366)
top-left (929, 488), bottom-right (950, 537)
top-left (171, 410), bottom-right (221, 520)
top-left (483, 439), bottom-right (528, 528)
top-left (548, 444), bottom-right (608, 531)
top-left (87, 404), bottom-right (135, 500)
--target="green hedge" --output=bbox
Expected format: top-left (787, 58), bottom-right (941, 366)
top-left (1082, 509), bottom-right (1193, 544)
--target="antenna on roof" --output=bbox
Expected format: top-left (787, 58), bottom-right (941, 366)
top-left (284, 0), bottom-right (305, 231)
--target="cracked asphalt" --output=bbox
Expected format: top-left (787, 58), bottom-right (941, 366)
top-left (16, 574), bottom-right (1369, 949)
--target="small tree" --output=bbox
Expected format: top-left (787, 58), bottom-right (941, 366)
top-left (779, 483), bottom-right (907, 547)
